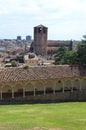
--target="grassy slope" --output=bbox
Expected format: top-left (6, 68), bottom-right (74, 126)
top-left (0, 102), bottom-right (86, 130)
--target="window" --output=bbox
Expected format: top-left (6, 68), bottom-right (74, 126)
top-left (38, 28), bottom-right (42, 33)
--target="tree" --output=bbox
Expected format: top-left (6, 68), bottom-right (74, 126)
top-left (54, 45), bottom-right (67, 58)
top-left (54, 45), bottom-right (78, 65)
top-left (54, 35), bottom-right (86, 65)
top-left (54, 46), bottom-right (67, 64)
top-left (77, 35), bottom-right (86, 65)
top-left (63, 50), bottom-right (78, 65)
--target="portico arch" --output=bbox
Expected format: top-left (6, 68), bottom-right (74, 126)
top-left (32, 80), bottom-right (45, 95)
top-left (81, 78), bottom-right (86, 90)
top-left (13, 83), bottom-right (24, 98)
top-left (55, 80), bottom-right (63, 93)
top-left (1, 84), bottom-right (12, 99)
top-left (44, 80), bottom-right (54, 94)
top-left (73, 78), bottom-right (80, 91)
top-left (25, 82), bottom-right (34, 96)
top-left (64, 79), bottom-right (72, 92)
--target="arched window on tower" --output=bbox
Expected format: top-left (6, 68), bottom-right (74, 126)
top-left (38, 27), bottom-right (42, 33)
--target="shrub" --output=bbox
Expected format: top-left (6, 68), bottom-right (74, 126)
top-left (23, 64), bottom-right (29, 69)
top-left (11, 60), bottom-right (17, 67)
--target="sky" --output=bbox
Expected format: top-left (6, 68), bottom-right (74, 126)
top-left (0, 0), bottom-right (86, 40)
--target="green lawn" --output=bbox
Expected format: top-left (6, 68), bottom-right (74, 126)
top-left (0, 102), bottom-right (86, 130)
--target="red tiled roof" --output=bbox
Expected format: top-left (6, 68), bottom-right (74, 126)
top-left (0, 65), bottom-right (86, 83)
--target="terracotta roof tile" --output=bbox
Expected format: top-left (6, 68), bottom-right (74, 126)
top-left (0, 65), bottom-right (86, 83)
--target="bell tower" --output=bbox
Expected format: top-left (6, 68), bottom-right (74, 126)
top-left (33, 24), bottom-right (48, 56)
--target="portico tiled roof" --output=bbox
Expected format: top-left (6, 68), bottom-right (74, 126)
top-left (0, 65), bottom-right (86, 83)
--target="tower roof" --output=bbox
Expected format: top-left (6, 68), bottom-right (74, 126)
top-left (34, 24), bottom-right (47, 28)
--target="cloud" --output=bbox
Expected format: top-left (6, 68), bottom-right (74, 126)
top-left (0, 0), bottom-right (86, 39)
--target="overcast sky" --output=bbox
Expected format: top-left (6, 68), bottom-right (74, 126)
top-left (0, 0), bottom-right (86, 40)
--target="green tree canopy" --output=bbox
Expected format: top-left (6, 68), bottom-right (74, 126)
top-left (54, 45), bottom-right (67, 58)
top-left (77, 35), bottom-right (86, 65)
top-left (54, 35), bottom-right (86, 65)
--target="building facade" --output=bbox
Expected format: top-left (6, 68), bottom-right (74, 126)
top-left (17, 36), bottom-right (22, 40)
top-left (26, 35), bottom-right (31, 41)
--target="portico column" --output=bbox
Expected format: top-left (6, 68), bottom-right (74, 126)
top-left (0, 90), bottom-right (2, 100)
top-left (44, 87), bottom-right (46, 95)
top-left (23, 88), bottom-right (25, 98)
top-left (71, 81), bottom-right (73, 93)
top-left (62, 81), bottom-right (64, 93)
top-left (53, 87), bottom-right (55, 94)
top-left (12, 88), bottom-right (14, 99)
top-left (80, 80), bottom-right (82, 91)
top-left (34, 87), bottom-right (36, 96)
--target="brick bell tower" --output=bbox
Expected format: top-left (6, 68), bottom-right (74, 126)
top-left (33, 24), bottom-right (48, 56)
